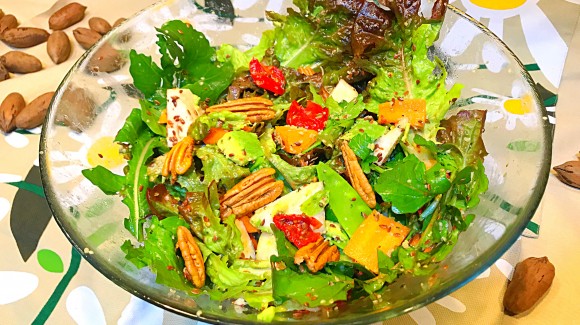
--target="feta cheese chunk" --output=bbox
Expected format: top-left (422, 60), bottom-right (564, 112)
top-left (330, 79), bottom-right (358, 103)
top-left (166, 88), bottom-right (202, 147)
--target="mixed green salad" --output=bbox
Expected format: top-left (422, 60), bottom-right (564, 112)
top-left (83, 0), bottom-right (489, 321)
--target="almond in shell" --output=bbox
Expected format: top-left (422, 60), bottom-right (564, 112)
top-left (0, 51), bottom-right (42, 74)
top-left (48, 2), bottom-right (87, 30)
top-left (0, 61), bottom-right (9, 81)
top-left (88, 43), bottom-right (124, 73)
top-left (14, 92), bottom-right (54, 129)
top-left (73, 27), bottom-right (101, 50)
top-left (0, 14), bottom-right (18, 35)
top-left (88, 17), bottom-right (112, 35)
top-left (113, 18), bottom-right (126, 28)
top-left (47, 30), bottom-right (71, 64)
top-left (0, 27), bottom-right (48, 48)
top-left (55, 85), bottom-right (96, 131)
top-left (0, 92), bottom-right (26, 133)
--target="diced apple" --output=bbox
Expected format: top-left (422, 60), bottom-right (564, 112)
top-left (166, 88), bottom-right (202, 147)
top-left (330, 79), bottom-right (358, 103)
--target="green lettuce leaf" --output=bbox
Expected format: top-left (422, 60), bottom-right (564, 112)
top-left (437, 110), bottom-right (488, 166)
top-left (206, 254), bottom-right (263, 289)
top-left (341, 119), bottom-right (386, 141)
top-left (268, 154), bottom-right (317, 190)
top-left (189, 111), bottom-right (247, 141)
top-left (245, 29), bottom-right (275, 60)
top-left (363, 21), bottom-right (462, 138)
top-left (179, 191), bottom-right (243, 261)
top-left (195, 145), bottom-right (250, 188)
top-left (216, 44), bottom-right (251, 73)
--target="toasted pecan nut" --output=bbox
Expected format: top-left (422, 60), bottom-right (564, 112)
top-left (176, 226), bottom-right (205, 288)
top-left (220, 168), bottom-right (283, 219)
top-left (297, 66), bottom-right (315, 76)
top-left (341, 141), bottom-right (376, 208)
top-left (294, 238), bottom-right (340, 273)
top-left (206, 97), bottom-right (276, 123)
top-left (162, 136), bottom-right (194, 182)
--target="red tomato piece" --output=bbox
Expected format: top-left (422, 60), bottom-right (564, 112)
top-left (273, 214), bottom-right (322, 248)
top-left (286, 100), bottom-right (329, 131)
top-left (249, 58), bottom-right (286, 95)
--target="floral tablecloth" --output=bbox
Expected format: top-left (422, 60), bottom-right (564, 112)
top-left (1, 1), bottom-right (579, 324)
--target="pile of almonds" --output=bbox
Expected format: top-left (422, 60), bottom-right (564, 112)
top-left (0, 3), bottom-right (126, 133)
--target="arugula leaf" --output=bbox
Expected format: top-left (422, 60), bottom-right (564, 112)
top-left (182, 61), bottom-right (234, 104)
top-left (129, 50), bottom-right (168, 99)
top-left (271, 256), bottom-right (353, 307)
top-left (115, 109), bottom-right (146, 143)
top-left (195, 145), bottom-right (250, 188)
top-left (113, 109), bottom-right (164, 239)
top-left (156, 20), bottom-right (213, 72)
top-left (82, 166), bottom-right (124, 195)
top-left (139, 100), bottom-right (165, 136)
top-left (316, 163), bottom-right (369, 236)
top-left (121, 216), bottom-right (192, 291)
top-left (373, 155), bottom-right (451, 214)
top-left (448, 161), bottom-right (488, 210)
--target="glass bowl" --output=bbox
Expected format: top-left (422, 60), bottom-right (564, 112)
top-left (39, 0), bottom-right (552, 323)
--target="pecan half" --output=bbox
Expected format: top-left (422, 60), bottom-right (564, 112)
top-left (220, 168), bottom-right (283, 219)
top-left (162, 136), bottom-right (194, 183)
top-left (206, 97), bottom-right (275, 123)
top-left (341, 141), bottom-right (376, 208)
top-left (297, 66), bottom-right (315, 76)
top-left (176, 226), bottom-right (205, 288)
top-left (294, 238), bottom-right (340, 273)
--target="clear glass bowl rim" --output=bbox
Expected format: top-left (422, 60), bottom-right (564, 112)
top-left (39, 3), bottom-right (553, 324)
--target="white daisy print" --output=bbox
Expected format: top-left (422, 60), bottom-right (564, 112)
top-left (446, 0), bottom-right (573, 87)
top-left (470, 80), bottom-right (539, 130)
